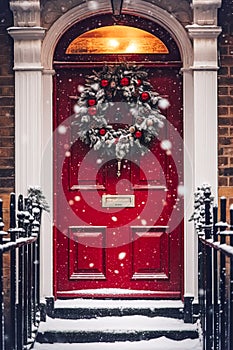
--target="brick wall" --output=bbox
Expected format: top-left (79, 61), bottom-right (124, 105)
top-left (218, 0), bottom-right (233, 218)
top-left (0, 0), bottom-right (14, 219)
top-left (0, 1), bottom-right (14, 345)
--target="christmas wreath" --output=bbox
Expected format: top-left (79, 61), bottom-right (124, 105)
top-left (72, 63), bottom-right (169, 164)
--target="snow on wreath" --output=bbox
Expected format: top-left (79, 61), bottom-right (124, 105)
top-left (72, 63), bottom-right (169, 162)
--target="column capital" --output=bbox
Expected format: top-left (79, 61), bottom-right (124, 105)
top-left (192, 0), bottom-right (222, 25)
top-left (10, 0), bottom-right (41, 27)
top-left (8, 27), bottom-right (45, 71)
top-left (8, 26), bottom-right (45, 41)
top-left (187, 25), bottom-right (222, 39)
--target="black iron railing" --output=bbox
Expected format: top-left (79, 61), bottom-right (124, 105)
top-left (0, 193), bottom-right (42, 350)
top-left (198, 193), bottom-right (233, 350)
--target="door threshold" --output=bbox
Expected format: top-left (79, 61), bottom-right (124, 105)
top-left (57, 288), bottom-right (181, 299)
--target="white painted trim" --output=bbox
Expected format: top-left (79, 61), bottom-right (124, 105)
top-left (8, 0), bottom-right (218, 300)
top-left (41, 0), bottom-right (195, 300)
top-left (42, 1), bottom-right (193, 70)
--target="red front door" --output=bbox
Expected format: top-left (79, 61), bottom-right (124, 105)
top-left (54, 66), bottom-right (183, 298)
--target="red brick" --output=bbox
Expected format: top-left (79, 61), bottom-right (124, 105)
top-left (219, 87), bottom-right (229, 95)
top-left (219, 127), bottom-right (229, 136)
top-left (219, 77), bottom-right (233, 85)
top-left (0, 97), bottom-right (14, 106)
top-left (219, 137), bottom-right (233, 145)
top-left (218, 147), bottom-right (224, 155)
top-left (0, 127), bottom-right (14, 136)
top-left (0, 86), bottom-right (14, 96)
top-left (218, 66), bottom-right (228, 75)
top-left (0, 116), bottom-right (14, 127)
top-left (219, 177), bottom-right (228, 186)
top-left (223, 147), bottom-right (233, 155)
top-left (219, 96), bottom-right (233, 105)
top-left (219, 156), bottom-right (229, 165)
top-left (221, 56), bottom-right (233, 66)
top-left (218, 108), bottom-right (229, 116)
top-left (0, 138), bottom-right (14, 147)
top-left (0, 178), bottom-right (14, 188)
top-left (0, 159), bottom-right (14, 167)
top-left (219, 117), bottom-right (233, 125)
top-left (0, 148), bottom-right (14, 157)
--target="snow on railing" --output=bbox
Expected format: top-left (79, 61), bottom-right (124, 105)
top-left (191, 187), bottom-right (233, 350)
top-left (0, 192), bottom-right (43, 350)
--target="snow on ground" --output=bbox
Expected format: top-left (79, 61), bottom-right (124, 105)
top-left (38, 315), bottom-right (197, 332)
top-left (34, 337), bottom-right (202, 350)
top-left (54, 298), bottom-right (184, 309)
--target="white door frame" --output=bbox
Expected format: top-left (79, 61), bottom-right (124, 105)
top-left (8, 0), bottom-right (221, 301)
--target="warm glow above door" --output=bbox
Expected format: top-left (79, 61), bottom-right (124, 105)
top-left (65, 25), bottom-right (169, 54)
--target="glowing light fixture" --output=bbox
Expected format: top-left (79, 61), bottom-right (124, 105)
top-left (110, 0), bottom-right (124, 16)
top-left (108, 38), bottom-right (120, 49)
top-left (66, 26), bottom-right (169, 54)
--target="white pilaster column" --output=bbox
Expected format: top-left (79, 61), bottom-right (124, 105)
top-left (8, 27), bottom-right (45, 195)
top-left (186, 0), bottom-right (222, 300)
top-left (188, 27), bottom-right (221, 200)
top-left (187, 0), bottom-right (221, 198)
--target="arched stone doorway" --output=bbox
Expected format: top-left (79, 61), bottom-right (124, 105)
top-left (8, 0), bottom-right (221, 302)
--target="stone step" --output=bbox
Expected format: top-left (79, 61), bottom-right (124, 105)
top-left (35, 315), bottom-right (199, 344)
top-left (47, 298), bottom-right (184, 320)
top-left (34, 336), bottom-right (202, 350)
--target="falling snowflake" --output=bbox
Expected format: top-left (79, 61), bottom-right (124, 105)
top-left (58, 125), bottom-right (67, 134)
top-left (118, 252), bottom-right (126, 260)
top-left (77, 85), bottom-right (85, 93)
top-left (158, 98), bottom-right (170, 109)
top-left (111, 216), bottom-right (118, 222)
top-left (74, 104), bottom-right (80, 113)
top-left (86, 0), bottom-right (99, 10)
top-left (177, 184), bottom-right (185, 196)
top-left (160, 140), bottom-right (172, 151)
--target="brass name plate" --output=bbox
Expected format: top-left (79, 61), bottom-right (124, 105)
top-left (102, 195), bottom-right (135, 208)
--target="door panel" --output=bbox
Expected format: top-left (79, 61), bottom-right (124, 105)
top-left (132, 227), bottom-right (169, 280)
top-left (54, 66), bottom-right (183, 298)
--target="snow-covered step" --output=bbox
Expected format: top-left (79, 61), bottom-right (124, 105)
top-left (47, 298), bottom-right (184, 319)
top-left (34, 336), bottom-right (202, 350)
top-left (35, 315), bottom-right (199, 344)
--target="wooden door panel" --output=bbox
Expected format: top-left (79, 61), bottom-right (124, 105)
top-left (131, 227), bottom-right (169, 280)
top-left (69, 140), bottom-right (106, 190)
top-left (68, 227), bottom-right (106, 280)
top-left (131, 146), bottom-right (167, 189)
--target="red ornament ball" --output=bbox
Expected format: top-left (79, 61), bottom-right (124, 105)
top-left (120, 77), bottom-right (130, 86)
top-left (88, 106), bottom-right (97, 116)
top-left (140, 91), bottom-right (150, 102)
top-left (135, 130), bottom-right (142, 139)
top-left (136, 79), bottom-right (142, 87)
top-left (100, 79), bottom-right (109, 87)
top-left (87, 98), bottom-right (97, 106)
top-left (99, 128), bottom-right (107, 136)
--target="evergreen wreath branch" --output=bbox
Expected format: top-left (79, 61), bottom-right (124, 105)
top-left (72, 63), bottom-right (169, 160)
